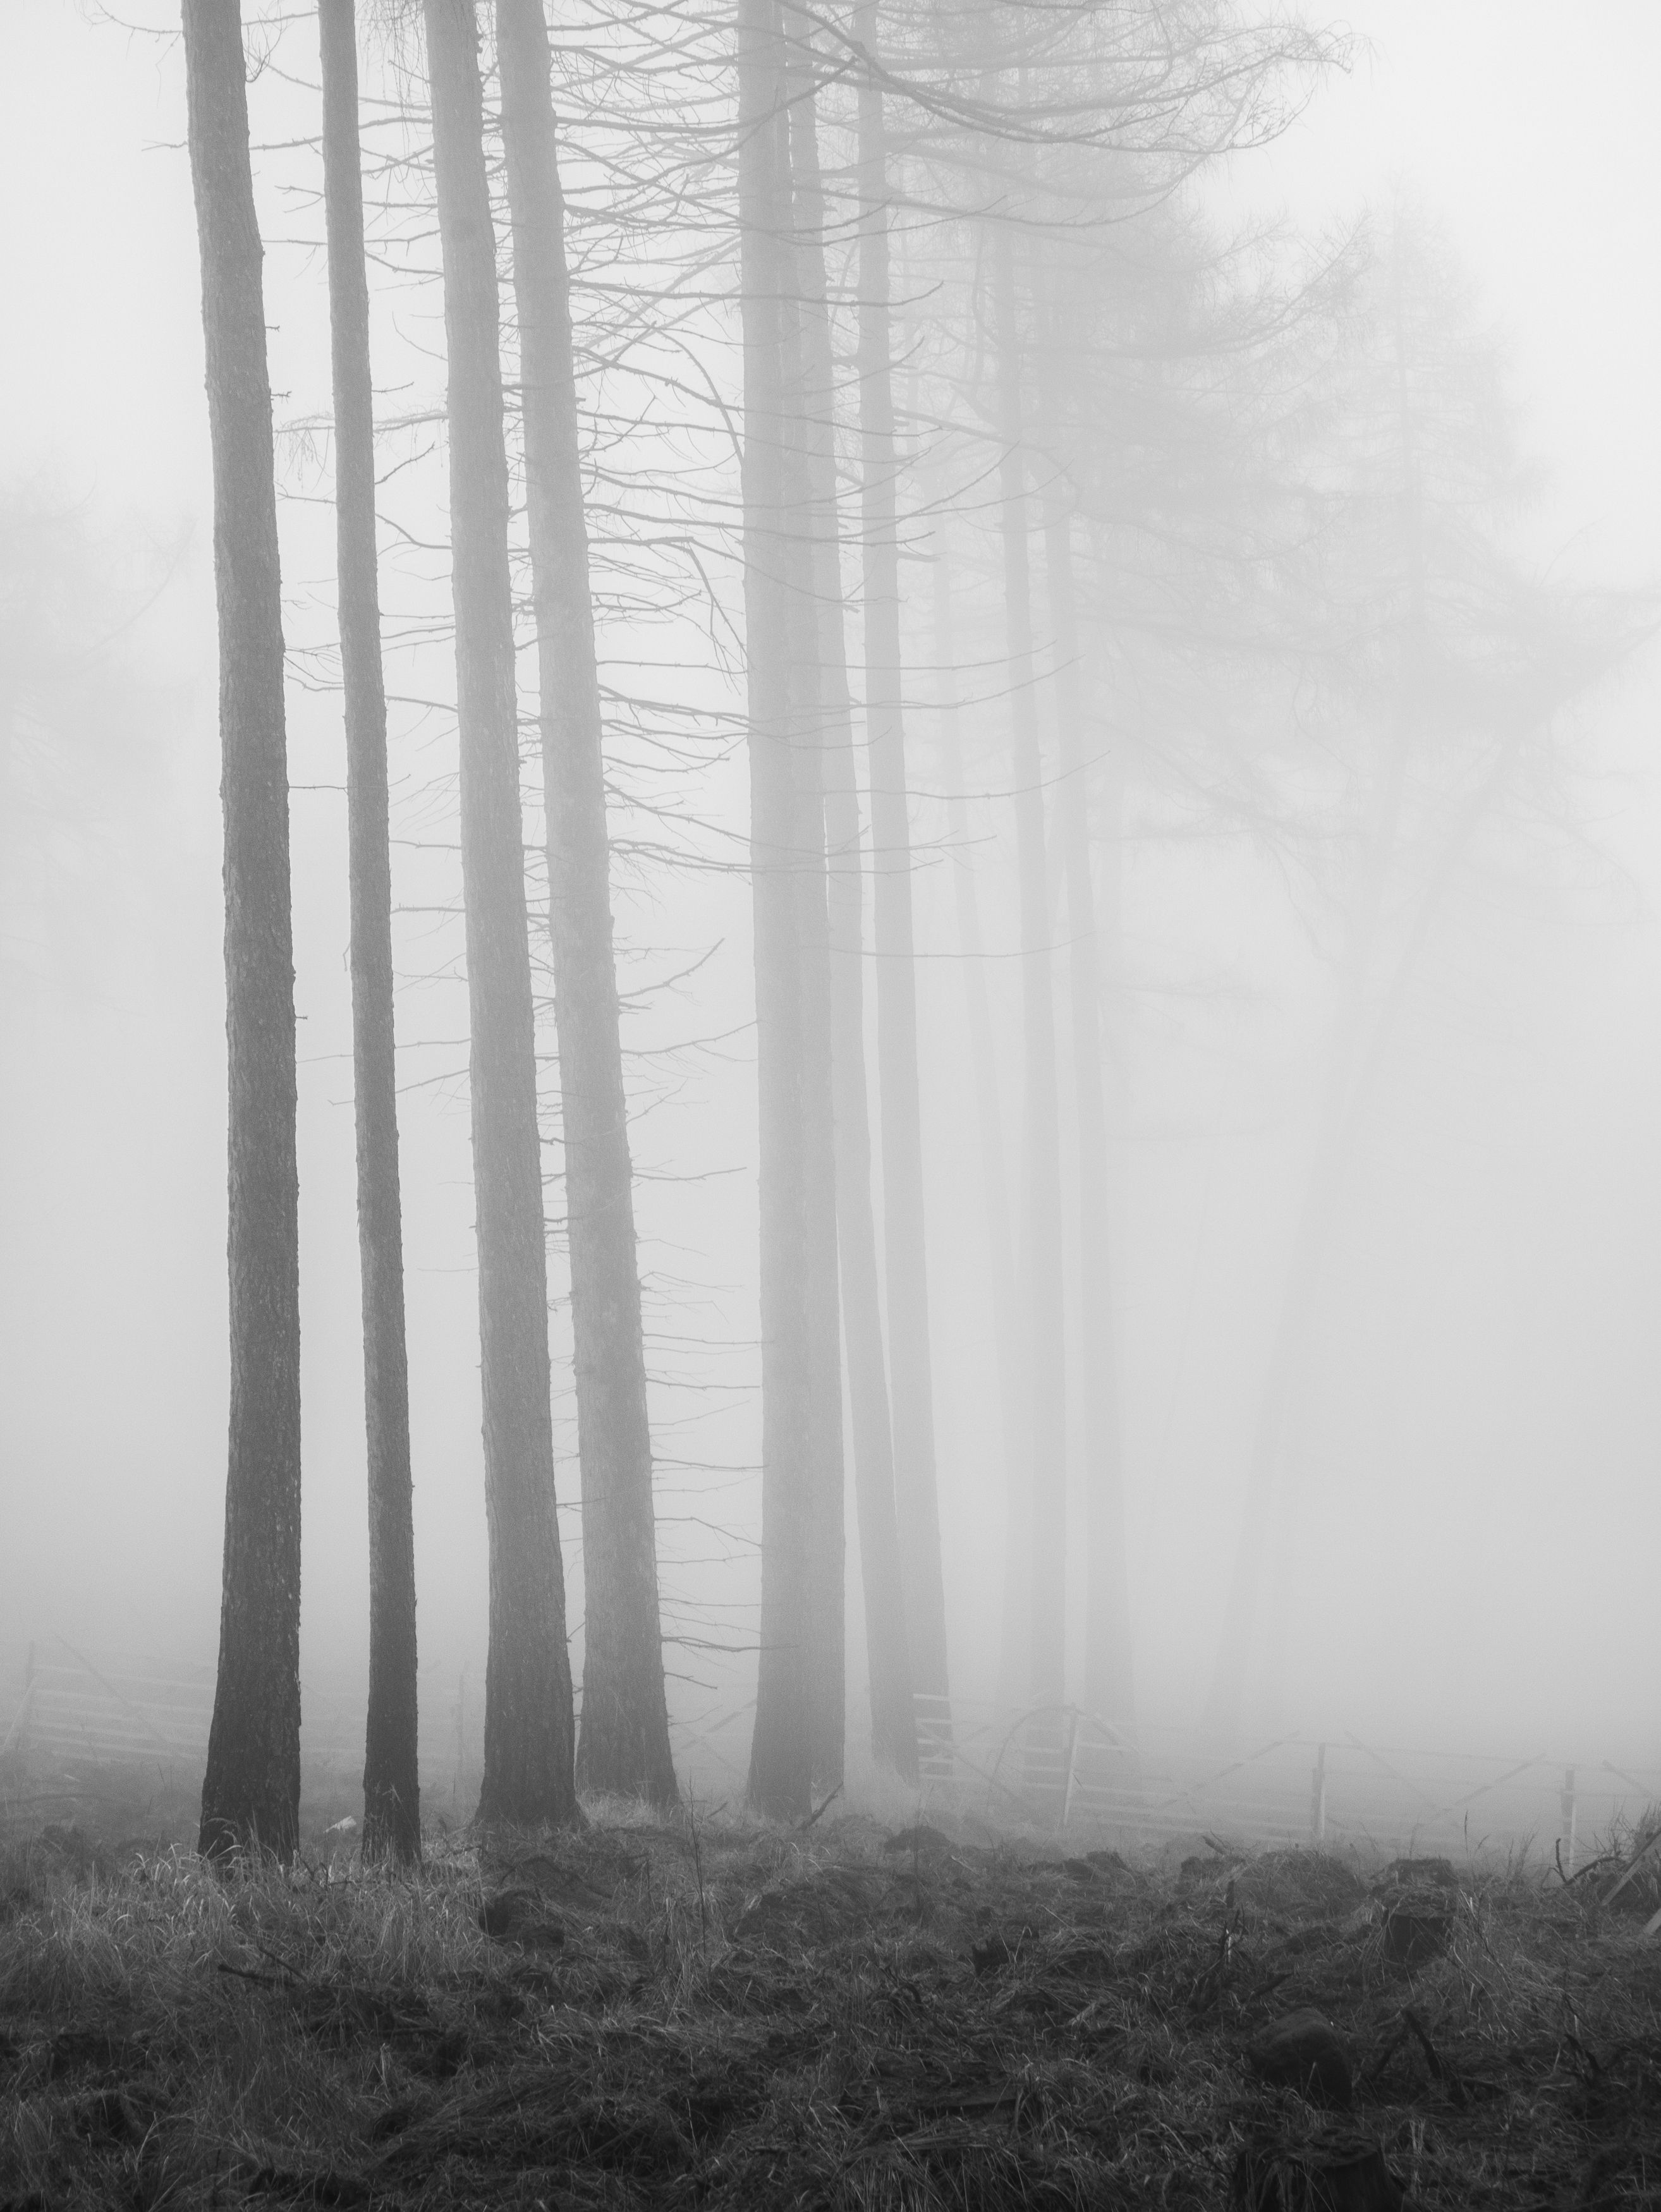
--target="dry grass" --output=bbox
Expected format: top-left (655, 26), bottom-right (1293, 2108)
top-left (2, 1795), bottom-right (1660, 2209)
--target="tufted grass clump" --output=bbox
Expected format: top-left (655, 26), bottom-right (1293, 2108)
top-left (1, 1803), bottom-right (1657, 2208)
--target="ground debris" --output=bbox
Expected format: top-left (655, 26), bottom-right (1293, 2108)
top-left (0, 1811), bottom-right (1657, 2208)
top-left (1231, 2127), bottom-right (1407, 2211)
top-left (1246, 2007), bottom-right (1355, 2107)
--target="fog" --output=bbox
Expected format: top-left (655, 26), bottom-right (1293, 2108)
top-left (4, 0), bottom-right (1660, 1810)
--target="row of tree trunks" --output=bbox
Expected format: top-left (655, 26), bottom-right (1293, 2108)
top-left (197, 0), bottom-right (678, 1852)
top-left (194, 0), bottom-right (964, 1840)
top-left (185, 0), bottom-right (305, 1864)
top-left (424, 0), bottom-right (578, 1830)
top-left (318, 0), bottom-right (420, 1861)
top-left (497, 0), bottom-right (678, 1808)
top-left (789, 37), bottom-right (916, 1782)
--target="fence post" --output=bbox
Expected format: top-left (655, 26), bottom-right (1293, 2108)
top-left (1059, 1707), bottom-right (1082, 1833)
top-left (454, 1669), bottom-right (468, 1804)
top-left (1561, 1766), bottom-right (1578, 1875)
top-left (1309, 1742), bottom-right (1327, 1846)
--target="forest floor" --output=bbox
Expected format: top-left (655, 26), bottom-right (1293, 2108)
top-left (3, 1772), bottom-right (1660, 2210)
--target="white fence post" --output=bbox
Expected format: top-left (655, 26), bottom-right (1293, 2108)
top-left (1059, 1707), bottom-right (1081, 1833)
top-left (1561, 1766), bottom-right (1578, 1875)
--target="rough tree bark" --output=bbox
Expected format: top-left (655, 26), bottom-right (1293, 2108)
top-left (993, 222), bottom-right (1068, 1710)
top-left (424, 0), bottom-right (577, 1828)
top-left (496, 0), bottom-right (677, 1809)
top-left (318, 0), bottom-right (421, 1864)
top-left (740, 0), bottom-right (813, 1819)
top-left (855, 0), bottom-right (951, 1725)
top-left (790, 47), bottom-right (914, 1780)
top-left (186, 0), bottom-right (304, 1865)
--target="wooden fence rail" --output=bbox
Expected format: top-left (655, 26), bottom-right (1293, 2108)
top-left (6, 1645), bottom-right (1657, 1861)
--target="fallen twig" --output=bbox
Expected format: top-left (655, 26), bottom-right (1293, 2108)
top-left (1601, 1828), bottom-right (1661, 1908)
top-left (1402, 2007), bottom-right (1468, 2106)
top-left (796, 1785), bottom-right (842, 1835)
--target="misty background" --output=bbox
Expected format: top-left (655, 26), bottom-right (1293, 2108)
top-left (4, 0), bottom-right (1660, 1771)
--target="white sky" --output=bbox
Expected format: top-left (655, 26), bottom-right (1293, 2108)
top-left (4, 5), bottom-right (1660, 553)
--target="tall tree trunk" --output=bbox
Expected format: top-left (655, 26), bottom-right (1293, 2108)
top-left (782, 40), bottom-right (861, 1794)
top-left (318, 0), bottom-right (421, 1866)
top-left (496, 0), bottom-right (677, 1809)
top-left (932, 518), bottom-right (1025, 1708)
top-left (786, 355), bottom-right (848, 1798)
top-left (1199, 966), bottom-right (1377, 1741)
top-left (1203, 701), bottom-right (1415, 1740)
top-left (186, 0), bottom-right (303, 1865)
top-left (740, 0), bottom-right (813, 1819)
top-left (1203, 283), bottom-right (1425, 1742)
top-left (855, 0), bottom-right (951, 1722)
top-left (423, 0), bottom-right (576, 1829)
top-left (992, 221), bottom-right (1068, 1710)
top-left (1043, 492), bottom-right (1134, 1727)
top-left (790, 47), bottom-right (914, 1780)
top-left (774, 47), bottom-right (844, 1791)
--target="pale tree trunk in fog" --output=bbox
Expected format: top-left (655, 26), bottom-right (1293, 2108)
top-left (790, 453), bottom-right (848, 1797)
top-left (932, 521), bottom-right (1026, 1708)
top-left (856, 0), bottom-right (951, 1723)
top-left (1204, 293), bottom-right (1425, 1743)
top-left (1042, 489), bottom-right (1134, 1726)
top-left (776, 80), bottom-right (846, 1792)
top-left (993, 222), bottom-right (1068, 1710)
top-left (1207, 684), bottom-right (1492, 1740)
top-left (424, 0), bottom-right (577, 1828)
top-left (741, 0), bottom-right (813, 1819)
top-left (790, 49), bottom-right (914, 1780)
top-left (319, 0), bottom-right (420, 1861)
top-left (496, 0), bottom-right (677, 1809)
top-left (1200, 919), bottom-right (1388, 1742)
top-left (796, 622), bottom-right (848, 1796)
top-left (186, 0), bottom-right (303, 1864)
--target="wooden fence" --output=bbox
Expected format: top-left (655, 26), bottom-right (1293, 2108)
top-left (6, 1644), bottom-right (1657, 1863)
top-left (905, 1695), bottom-right (1661, 1863)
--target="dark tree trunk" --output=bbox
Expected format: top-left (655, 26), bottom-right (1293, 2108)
top-left (185, 0), bottom-right (303, 1864)
top-left (993, 222), bottom-right (1068, 1710)
top-left (855, 0), bottom-right (951, 1720)
top-left (1043, 491), bottom-right (1133, 1727)
top-left (318, 0), bottom-right (421, 1866)
top-left (496, 0), bottom-right (677, 1809)
top-left (423, 0), bottom-right (577, 1829)
top-left (740, 0), bottom-right (813, 1820)
top-left (790, 47), bottom-right (914, 1781)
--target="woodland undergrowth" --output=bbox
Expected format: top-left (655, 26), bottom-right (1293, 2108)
top-left (2, 1791), bottom-right (1660, 2209)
